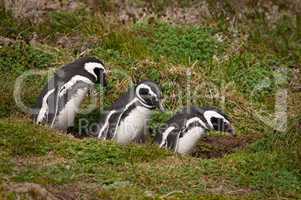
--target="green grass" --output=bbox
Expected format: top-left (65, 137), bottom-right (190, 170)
top-left (0, 41), bottom-right (54, 117)
top-left (134, 22), bottom-right (222, 64)
top-left (0, 41), bottom-right (54, 73)
top-left (0, 1), bottom-right (301, 199)
top-left (0, 118), bottom-right (300, 199)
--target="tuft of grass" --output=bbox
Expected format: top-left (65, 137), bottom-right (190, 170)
top-left (0, 9), bottom-right (33, 39)
top-left (135, 22), bottom-right (222, 64)
top-left (12, 164), bottom-right (75, 185)
top-left (48, 11), bottom-right (82, 34)
top-left (0, 42), bottom-right (54, 73)
top-left (220, 151), bottom-right (301, 196)
top-left (126, 0), bottom-right (195, 13)
top-left (101, 29), bottom-right (150, 60)
top-left (0, 119), bottom-right (61, 156)
top-left (222, 52), bottom-right (275, 100)
top-left (213, 118), bottom-right (301, 198)
top-left (0, 42), bottom-right (54, 117)
top-left (247, 14), bottom-right (301, 65)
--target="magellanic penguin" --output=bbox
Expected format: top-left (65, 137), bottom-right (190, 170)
top-left (155, 106), bottom-right (235, 155)
top-left (95, 80), bottom-right (164, 144)
top-left (33, 57), bottom-right (107, 131)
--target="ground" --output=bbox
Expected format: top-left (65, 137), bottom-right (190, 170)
top-left (0, 0), bottom-right (301, 199)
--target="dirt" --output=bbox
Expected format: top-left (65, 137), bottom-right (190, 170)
top-left (13, 151), bottom-right (67, 168)
top-left (5, 182), bottom-right (59, 200)
top-left (192, 134), bottom-right (262, 158)
top-left (3, 0), bottom-right (300, 27)
top-left (3, 0), bottom-right (83, 23)
top-left (49, 184), bottom-right (85, 200)
top-left (0, 36), bottom-right (16, 45)
top-left (290, 66), bottom-right (301, 92)
top-left (161, 2), bottom-right (211, 25)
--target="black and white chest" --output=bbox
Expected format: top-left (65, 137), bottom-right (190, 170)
top-left (96, 80), bottom-right (163, 144)
top-left (155, 106), bottom-right (235, 155)
top-left (114, 99), bottom-right (153, 144)
top-left (155, 107), bottom-right (209, 154)
top-left (34, 57), bottom-right (106, 131)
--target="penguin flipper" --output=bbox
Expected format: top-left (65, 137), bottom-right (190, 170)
top-left (34, 77), bottom-right (57, 124)
top-left (34, 88), bottom-right (56, 124)
top-left (166, 129), bottom-right (180, 151)
top-left (107, 111), bottom-right (124, 139)
top-left (106, 102), bottom-right (136, 140)
top-left (97, 110), bottom-right (122, 140)
top-left (35, 74), bottom-right (64, 127)
top-left (51, 80), bottom-right (92, 129)
top-left (49, 83), bottom-right (65, 127)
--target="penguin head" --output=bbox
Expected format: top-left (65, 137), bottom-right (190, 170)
top-left (200, 107), bottom-right (235, 136)
top-left (135, 80), bottom-right (164, 111)
top-left (81, 57), bottom-right (107, 87)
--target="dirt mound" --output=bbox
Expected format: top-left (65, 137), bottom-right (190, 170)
top-left (192, 134), bottom-right (262, 159)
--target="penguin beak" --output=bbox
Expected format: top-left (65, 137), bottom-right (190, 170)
top-left (226, 125), bottom-right (235, 137)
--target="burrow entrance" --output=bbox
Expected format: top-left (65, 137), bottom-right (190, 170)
top-left (192, 134), bottom-right (262, 158)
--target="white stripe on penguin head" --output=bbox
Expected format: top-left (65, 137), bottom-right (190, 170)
top-left (203, 110), bottom-right (229, 129)
top-left (135, 83), bottom-right (158, 105)
top-left (185, 117), bottom-right (209, 130)
top-left (84, 62), bottom-right (105, 79)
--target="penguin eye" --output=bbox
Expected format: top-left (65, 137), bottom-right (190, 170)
top-left (139, 88), bottom-right (149, 95)
top-left (93, 68), bottom-right (100, 77)
top-left (211, 117), bottom-right (223, 130)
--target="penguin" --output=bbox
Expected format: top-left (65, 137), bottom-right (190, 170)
top-left (33, 57), bottom-right (107, 131)
top-left (155, 106), bottom-right (235, 155)
top-left (94, 80), bottom-right (164, 144)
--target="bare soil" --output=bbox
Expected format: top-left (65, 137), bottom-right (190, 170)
top-left (193, 134), bottom-right (262, 158)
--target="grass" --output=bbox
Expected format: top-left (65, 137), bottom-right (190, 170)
top-left (0, 1), bottom-right (301, 199)
top-left (0, 118), bottom-right (300, 199)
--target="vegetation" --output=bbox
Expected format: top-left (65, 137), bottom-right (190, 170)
top-left (0, 0), bottom-right (300, 199)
